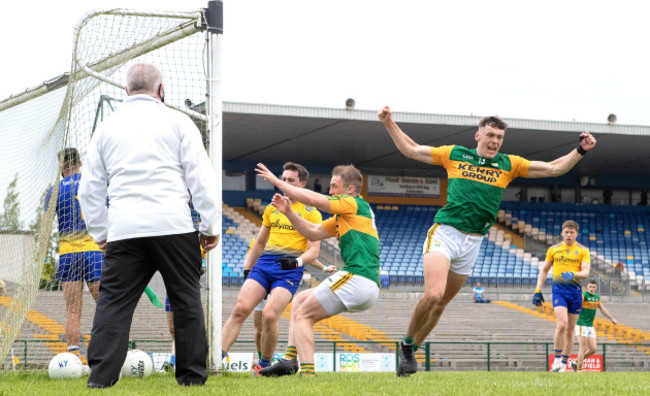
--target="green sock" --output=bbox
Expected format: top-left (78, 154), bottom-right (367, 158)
top-left (300, 363), bottom-right (315, 377)
top-left (257, 351), bottom-right (262, 360)
top-left (413, 344), bottom-right (420, 352)
top-left (402, 335), bottom-right (415, 345)
top-left (283, 345), bottom-right (298, 360)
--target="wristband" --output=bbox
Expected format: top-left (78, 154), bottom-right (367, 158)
top-left (535, 289), bottom-right (541, 293)
top-left (576, 145), bottom-right (587, 156)
top-left (321, 266), bottom-right (328, 273)
top-left (296, 257), bottom-right (303, 267)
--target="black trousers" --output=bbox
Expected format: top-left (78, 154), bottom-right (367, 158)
top-left (87, 232), bottom-right (207, 387)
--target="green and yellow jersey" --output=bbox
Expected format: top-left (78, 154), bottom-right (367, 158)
top-left (545, 242), bottom-right (590, 294)
top-left (577, 291), bottom-right (600, 327)
top-left (430, 145), bottom-right (531, 235)
top-left (321, 195), bottom-right (380, 285)
top-left (262, 202), bottom-right (322, 257)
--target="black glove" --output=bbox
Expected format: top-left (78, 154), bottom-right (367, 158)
top-left (243, 269), bottom-right (251, 280)
top-left (275, 257), bottom-right (303, 270)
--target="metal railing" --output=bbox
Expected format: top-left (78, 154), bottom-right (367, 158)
top-left (8, 339), bottom-right (649, 372)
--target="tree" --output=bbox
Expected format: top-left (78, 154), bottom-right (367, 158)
top-left (0, 174), bottom-right (23, 231)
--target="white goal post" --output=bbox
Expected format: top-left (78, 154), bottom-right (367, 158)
top-left (0, 2), bottom-right (223, 372)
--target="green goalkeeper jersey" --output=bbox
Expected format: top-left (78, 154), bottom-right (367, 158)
top-left (577, 291), bottom-right (600, 327)
top-left (430, 145), bottom-right (531, 235)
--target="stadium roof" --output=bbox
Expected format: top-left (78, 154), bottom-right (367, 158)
top-left (2, 76), bottom-right (648, 187)
top-left (222, 102), bottom-right (650, 187)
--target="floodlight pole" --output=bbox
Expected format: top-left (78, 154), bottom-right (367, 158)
top-left (205, 0), bottom-right (224, 374)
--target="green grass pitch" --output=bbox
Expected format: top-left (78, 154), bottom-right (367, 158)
top-left (1, 370), bottom-right (650, 395)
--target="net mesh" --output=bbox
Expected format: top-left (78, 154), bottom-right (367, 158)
top-left (0, 9), bottom-right (207, 369)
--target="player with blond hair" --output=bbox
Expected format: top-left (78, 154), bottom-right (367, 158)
top-left (221, 162), bottom-right (335, 375)
top-left (257, 163), bottom-right (380, 378)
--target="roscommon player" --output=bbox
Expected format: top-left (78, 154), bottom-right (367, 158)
top-left (533, 220), bottom-right (591, 372)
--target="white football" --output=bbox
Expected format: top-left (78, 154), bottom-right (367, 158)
top-left (121, 349), bottom-right (153, 378)
top-left (48, 352), bottom-right (83, 379)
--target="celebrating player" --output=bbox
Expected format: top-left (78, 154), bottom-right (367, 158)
top-left (570, 280), bottom-right (617, 372)
top-left (44, 148), bottom-right (103, 360)
top-left (377, 105), bottom-right (597, 377)
top-left (220, 162), bottom-right (335, 375)
top-left (256, 163), bottom-right (380, 378)
top-left (533, 220), bottom-right (591, 372)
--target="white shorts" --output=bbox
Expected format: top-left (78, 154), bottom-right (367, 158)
top-left (422, 224), bottom-right (484, 275)
top-left (254, 298), bottom-right (266, 312)
top-left (575, 325), bottom-right (597, 338)
top-left (313, 271), bottom-right (379, 316)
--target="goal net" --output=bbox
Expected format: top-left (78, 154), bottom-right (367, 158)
top-left (0, 8), bottom-right (210, 369)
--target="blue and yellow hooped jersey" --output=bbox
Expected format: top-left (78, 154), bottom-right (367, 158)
top-left (545, 242), bottom-right (590, 294)
top-left (262, 201), bottom-right (322, 257)
top-left (44, 173), bottom-right (101, 254)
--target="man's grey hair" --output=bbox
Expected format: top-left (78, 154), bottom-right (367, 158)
top-left (126, 63), bottom-right (163, 94)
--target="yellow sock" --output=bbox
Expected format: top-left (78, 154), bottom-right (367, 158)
top-left (283, 346), bottom-right (298, 360)
top-left (300, 363), bottom-right (315, 377)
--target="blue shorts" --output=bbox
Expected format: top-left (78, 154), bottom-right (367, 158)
top-left (57, 251), bottom-right (104, 282)
top-left (552, 292), bottom-right (582, 314)
top-left (247, 254), bottom-right (304, 296)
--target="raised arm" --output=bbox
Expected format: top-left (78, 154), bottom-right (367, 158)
top-left (270, 194), bottom-right (332, 241)
top-left (378, 106), bottom-right (434, 164)
top-left (255, 163), bottom-right (331, 213)
top-left (527, 132), bottom-right (597, 178)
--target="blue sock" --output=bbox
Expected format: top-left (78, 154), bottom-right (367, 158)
top-left (554, 350), bottom-right (562, 360)
top-left (259, 358), bottom-right (271, 368)
top-left (561, 355), bottom-right (569, 364)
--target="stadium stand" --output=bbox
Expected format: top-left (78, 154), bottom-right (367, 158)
top-left (373, 204), bottom-right (542, 286)
top-left (11, 286), bottom-right (650, 371)
top-left (499, 201), bottom-right (650, 288)
top-left (7, 202), bottom-right (650, 371)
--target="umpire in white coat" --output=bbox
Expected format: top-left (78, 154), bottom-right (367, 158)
top-left (78, 63), bottom-right (221, 388)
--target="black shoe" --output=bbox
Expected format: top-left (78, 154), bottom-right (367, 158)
top-left (87, 382), bottom-right (108, 389)
top-left (258, 359), bottom-right (299, 377)
top-left (396, 342), bottom-right (418, 377)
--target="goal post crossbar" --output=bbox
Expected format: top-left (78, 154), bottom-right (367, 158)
top-left (1, 9), bottom-right (207, 123)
